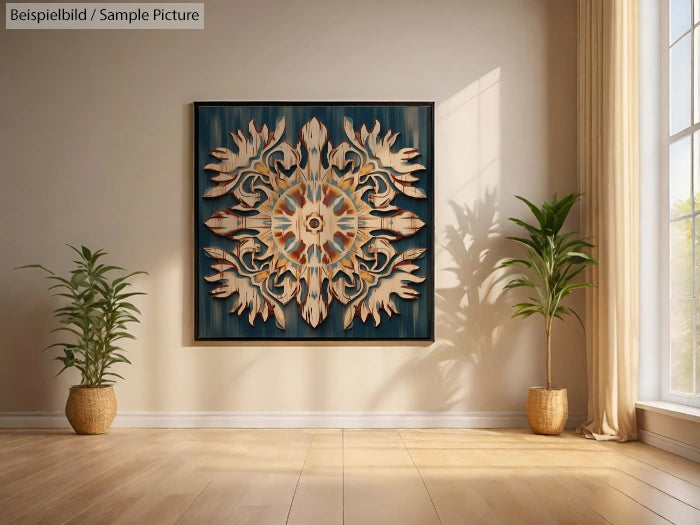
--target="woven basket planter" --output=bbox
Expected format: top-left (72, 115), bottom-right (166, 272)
top-left (526, 387), bottom-right (568, 435)
top-left (65, 385), bottom-right (117, 435)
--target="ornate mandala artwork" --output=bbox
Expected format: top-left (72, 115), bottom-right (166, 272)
top-left (195, 103), bottom-right (433, 340)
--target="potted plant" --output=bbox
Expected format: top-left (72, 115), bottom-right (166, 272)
top-left (501, 193), bottom-right (597, 435)
top-left (18, 245), bottom-right (146, 434)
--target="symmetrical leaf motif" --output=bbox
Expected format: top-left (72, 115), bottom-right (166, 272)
top-left (202, 117), bottom-right (428, 330)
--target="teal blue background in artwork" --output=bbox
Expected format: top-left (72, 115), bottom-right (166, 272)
top-left (195, 103), bottom-right (433, 340)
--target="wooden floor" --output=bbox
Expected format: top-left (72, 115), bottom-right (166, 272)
top-left (0, 429), bottom-right (698, 524)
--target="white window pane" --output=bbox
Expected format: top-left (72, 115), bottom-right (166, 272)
top-left (670, 34), bottom-right (692, 135)
top-left (671, 218), bottom-right (693, 297)
top-left (671, 0), bottom-right (691, 43)
top-left (671, 299), bottom-right (694, 394)
top-left (695, 0), bottom-right (700, 25)
top-left (670, 136), bottom-right (692, 218)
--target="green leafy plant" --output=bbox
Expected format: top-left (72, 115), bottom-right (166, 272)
top-left (17, 245), bottom-right (147, 386)
top-left (501, 193), bottom-right (597, 389)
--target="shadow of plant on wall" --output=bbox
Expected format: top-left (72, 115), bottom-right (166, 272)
top-left (363, 188), bottom-right (516, 411)
top-left (429, 188), bottom-right (514, 408)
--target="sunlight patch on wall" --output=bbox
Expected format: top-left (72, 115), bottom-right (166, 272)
top-left (435, 67), bottom-right (501, 292)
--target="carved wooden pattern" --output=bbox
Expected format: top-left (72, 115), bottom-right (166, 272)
top-left (195, 104), bottom-right (433, 340)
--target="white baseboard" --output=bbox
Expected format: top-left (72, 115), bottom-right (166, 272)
top-left (637, 428), bottom-right (700, 463)
top-left (0, 410), bottom-right (586, 429)
top-left (0, 412), bottom-right (69, 428)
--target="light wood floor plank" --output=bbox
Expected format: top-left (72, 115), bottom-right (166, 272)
top-left (344, 429), bottom-right (441, 525)
top-left (0, 428), bottom-right (697, 524)
top-left (596, 468), bottom-right (700, 524)
top-left (286, 430), bottom-right (343, 525)
top-left (405, 441), bottom-right (611, 525)
top-left (175, 430), bottom-right (313, 525)
top-left (552, 469), bottom-right (673, 525)
top-left (600, 440), bottom-right (700, 487)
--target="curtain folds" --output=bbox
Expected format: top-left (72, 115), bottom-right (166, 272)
top-left (577, 0), bottom-right (640, 442)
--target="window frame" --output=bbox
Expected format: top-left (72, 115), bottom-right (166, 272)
top-left (662, 0), bottom-right (700, 408)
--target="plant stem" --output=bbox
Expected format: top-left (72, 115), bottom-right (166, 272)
top-left (545, 317), bottom-right (553, 389)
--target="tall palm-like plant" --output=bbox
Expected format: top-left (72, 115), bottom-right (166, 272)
top-left (17, 245), bottom-right (146, 386)
top-left (501, 193), bottom-right (597, 389)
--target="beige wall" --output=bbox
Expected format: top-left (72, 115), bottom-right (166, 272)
top-left (0, 0), bottom-right (582, 414)
top-left (636, 402), bottom-right (700, 461)
top-left (637, 408), bottom-right (700, 451)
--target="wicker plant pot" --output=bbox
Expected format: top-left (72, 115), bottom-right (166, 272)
top-left (526, 387), bottom-right (568, 435)
top-left (65, 385), bottom-right (117, 435)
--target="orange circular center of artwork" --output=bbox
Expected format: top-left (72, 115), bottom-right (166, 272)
top-left (271, 182), bottom-right (358, 267)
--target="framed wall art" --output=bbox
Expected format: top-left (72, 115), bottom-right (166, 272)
top-left (194, 102), bottom-right (434, 341)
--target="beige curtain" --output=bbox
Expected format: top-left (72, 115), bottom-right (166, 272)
top-left (577, 0), bottom-right (639, 442)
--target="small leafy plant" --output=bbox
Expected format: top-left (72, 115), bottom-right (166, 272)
top-left (501, 193), bottom-right (597, 389)
top-left (17, 245), bottom-right (147, 386)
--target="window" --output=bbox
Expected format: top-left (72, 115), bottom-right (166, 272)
top-left (666, 0), bottom-right (700, 407)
